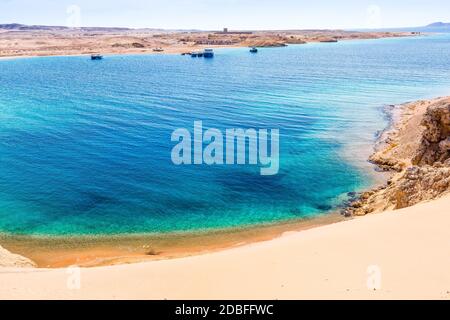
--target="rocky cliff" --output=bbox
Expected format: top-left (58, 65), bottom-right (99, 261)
top-left (345, 97), bottom-right (450, 216)
top-left (413, 102), bottom-right (450, 165)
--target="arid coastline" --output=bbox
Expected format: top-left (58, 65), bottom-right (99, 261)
top-left (344, 97), bottom-right (450, 216)
top-left (1, 96), bottom-right (449, 268)
top-left (1, 95), bottom-right (450, 299)
top-left (0, 27), bottom-right (419, 58)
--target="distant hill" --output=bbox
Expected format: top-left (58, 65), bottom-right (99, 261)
top-left (0, 23), bottom-right (133, 32)
top-left (0, 23), bottom-right (68, 31)
top-left (353, 22), bottom-right (450, 33)
top-left (0, 23), bottom-right (200, 33)
top-left (426, 22), bottom-right (450, 28)
top-left (421, 22), bottom-right (450, 32)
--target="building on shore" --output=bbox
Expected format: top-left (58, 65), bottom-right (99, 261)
top-left (215, 28), bottom-right (253, 35)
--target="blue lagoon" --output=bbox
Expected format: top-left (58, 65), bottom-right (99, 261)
top-left (1, 34), bottom-right (450, 239)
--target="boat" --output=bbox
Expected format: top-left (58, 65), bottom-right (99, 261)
top-left (191, 51), bottom-right (204, 57)
top-left (153, 47), bottom-right (164, 52)
top-left (90, 54), bottom-right (103, 60)
top-left (190, 49), bottom-right (213, 58)
top-left (249, 47), bottom-right (258, 53)
top-left (203, 48), bottom-right (214, 58)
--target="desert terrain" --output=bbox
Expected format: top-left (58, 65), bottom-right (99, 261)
top-left (0, 24), bottom-right (417, 58)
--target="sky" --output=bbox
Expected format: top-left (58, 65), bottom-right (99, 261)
top-left (0, 0), bottom-right (449, 30)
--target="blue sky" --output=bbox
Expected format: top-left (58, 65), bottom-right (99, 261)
top-left (0, 0), bottom-right (449, 30)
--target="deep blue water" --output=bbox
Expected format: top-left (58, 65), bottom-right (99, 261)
top-left (1, 34), bottom-right (450, 236)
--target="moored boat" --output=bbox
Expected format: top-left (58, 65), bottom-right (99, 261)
top-left (191, 51), bottom-right (204, 57)
top-left (91, 54), bottom-right (103, 60)
top-left (203, 48), bottom-right (214, 58)
top-left (249, 47), bottom-right (258, 53)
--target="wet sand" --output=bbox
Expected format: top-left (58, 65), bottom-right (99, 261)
top-left (0, 213), bottom-right (344, 268)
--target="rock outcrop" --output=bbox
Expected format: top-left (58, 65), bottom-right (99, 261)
top-left (345, 97), bottom-right (450, 216)
top-left (413, 102), bottom-right (450, 165)
top-left (390, 163), bottom-right (450, 209)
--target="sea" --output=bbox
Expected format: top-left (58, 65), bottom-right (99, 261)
top-left (1, 33), bottom-right (450, 235)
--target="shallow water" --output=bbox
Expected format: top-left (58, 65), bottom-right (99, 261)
top-left (1, 34), bottom-right (450, 236)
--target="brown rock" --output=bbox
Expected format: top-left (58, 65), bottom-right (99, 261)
top-left (413, 102), bottom-right (450, 165)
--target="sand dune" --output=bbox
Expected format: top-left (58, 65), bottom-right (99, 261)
top-left (1, 194), bottom-right (449, 300)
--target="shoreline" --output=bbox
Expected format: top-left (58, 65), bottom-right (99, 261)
top-left (1, 194), bottom-right (450, 299)
top-left (0, 31), bottom-right (419, 60)
top-left (344, 96), bottom-right (450, 216)
top-left (1, 95), bottom-right (449, 298)
top-left (0, 212), bottom-right (345, 268)
top-left (2, 95), bottom-right (448, 269)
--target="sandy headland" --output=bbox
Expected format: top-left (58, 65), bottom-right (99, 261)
top-left (0, 96), bottom-right (449, 299)
top-left (0, 25), bottom-right (418, 58)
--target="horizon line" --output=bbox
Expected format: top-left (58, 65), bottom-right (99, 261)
top-left (1, 21), bottom-right (448, 32)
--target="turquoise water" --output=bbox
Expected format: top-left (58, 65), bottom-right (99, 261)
top-left (1, 34), bottom-right (450, 236)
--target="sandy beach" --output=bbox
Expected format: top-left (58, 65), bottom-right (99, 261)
top-left (0, 213), bottom-right (345, 268)
top-left (1, 194), bottom-right (449, 300)
top-left (0, 95), bottom-right (449, 299)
